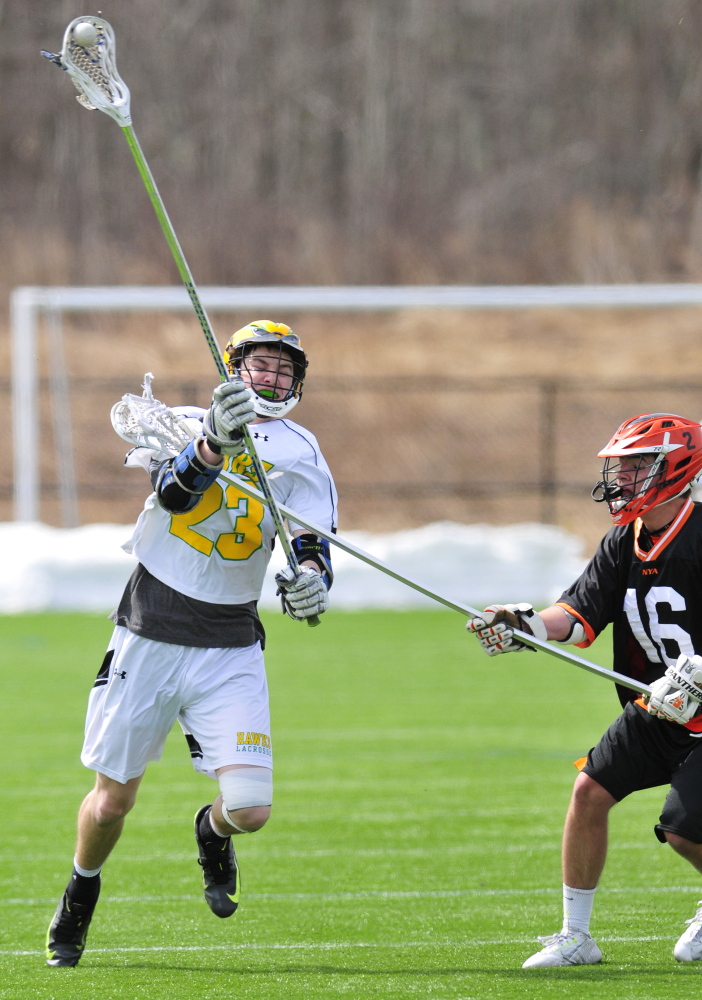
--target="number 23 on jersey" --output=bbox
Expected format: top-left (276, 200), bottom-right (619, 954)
top-left (168, 481), bottom-right (266, 561)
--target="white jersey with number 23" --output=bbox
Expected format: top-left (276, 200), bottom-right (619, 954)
top-left (124, 416), bottom-right (338, 605)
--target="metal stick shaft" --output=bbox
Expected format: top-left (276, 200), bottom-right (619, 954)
top-left (219, 469), bottom-right (652, 696)
top-left (122, 126), bottom-right (225, 373)
top-left (121, 125), bottom-right (317, 625)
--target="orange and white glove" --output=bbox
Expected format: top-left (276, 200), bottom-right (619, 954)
top-left (646, 654), bottom-right (702, 725)
top-left (466, 603), bottom-right (548, 656)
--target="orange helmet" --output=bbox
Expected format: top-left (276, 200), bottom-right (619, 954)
top-left (592, 413), bottom-right (702, 525)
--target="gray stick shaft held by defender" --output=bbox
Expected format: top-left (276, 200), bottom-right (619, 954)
top-left (218, 469), bottom-right (652, 697)
top-left (109, 385), bottom-right (650, 696)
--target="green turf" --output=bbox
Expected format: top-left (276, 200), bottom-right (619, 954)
top-left (2, 609), bottom-right (702, 998)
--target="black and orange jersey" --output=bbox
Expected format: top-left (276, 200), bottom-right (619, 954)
top-left (556, 498), bottom-right (702, 724)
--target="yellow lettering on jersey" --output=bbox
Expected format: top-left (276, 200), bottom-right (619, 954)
top-left (168, 481), bottom-right (222, 555)
top-left (245, 732), bottom-right (253, 745)
top-left (215, 486), bottom-right (265, 561)
top-left (168, 477), bottom-right (265, 561)
top-left (226, 453), bottom-right (274, 483)
top-left (251, 733), bottom-right (262, 745)
top-left (237, 732), bottom-right (245, 745)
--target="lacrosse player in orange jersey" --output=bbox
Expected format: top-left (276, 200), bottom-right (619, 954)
top-left (468, 413), bottom-right (702, 968)
top-left (46, 322), bottom-right (337, 968)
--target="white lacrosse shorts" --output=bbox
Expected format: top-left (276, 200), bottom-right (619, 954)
top-left (81, 626), bottom-right (272, 783)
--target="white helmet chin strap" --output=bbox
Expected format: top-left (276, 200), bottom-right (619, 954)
top-left (232, 342), bottom-right (305, 419)
top-left (250, 391), bottom-right (300, 419)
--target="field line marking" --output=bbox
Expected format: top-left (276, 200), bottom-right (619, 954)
top-left (5, 841), bottom-right (659, 863)
top-left (3, 886), bottom-right (701, 906)
top-left (0, 934), bottom-right (678, 958)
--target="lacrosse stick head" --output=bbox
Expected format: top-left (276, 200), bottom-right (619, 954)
top-left (48, 17), bottom-right (132, 127)
top-left (111, 374), bottom-right (200, 458)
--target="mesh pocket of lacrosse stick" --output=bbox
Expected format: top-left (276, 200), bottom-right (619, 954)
top-left (44, 17), bottom-right (132, 125)
top-left (111, 373), bottom-right (198, 458)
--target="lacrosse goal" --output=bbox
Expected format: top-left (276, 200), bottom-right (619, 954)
top-left (11, 283), bottom-right (702, 533)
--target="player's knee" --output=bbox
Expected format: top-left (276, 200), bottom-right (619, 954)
top-left (665, 831), bottom-right (701, 856)
top-left (570, 773), bottom-right (616, 815)
top-left (90, 773), bottom-right (140, 825)
top-left (218, 767), bottom-right (272, 834)
top-left (665, 831), bottom-right (685, 852)
top-left (92, 788), bottom-right (136, 825)
top-left (90, 772), bottom-right (142, 826)
top-left (227, 804), bottom-right (271, 833)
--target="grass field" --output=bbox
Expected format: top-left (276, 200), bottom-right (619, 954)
top-left (2, 609), bottom-right (702, 999)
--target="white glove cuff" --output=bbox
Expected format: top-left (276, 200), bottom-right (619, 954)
top-left (508, 603), bottom-right (548, 642)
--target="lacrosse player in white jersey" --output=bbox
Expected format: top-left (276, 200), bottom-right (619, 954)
top-left (46, 321), bottom-right (337, 968)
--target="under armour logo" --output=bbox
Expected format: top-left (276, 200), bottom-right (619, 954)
top-left (115, 670), bottom-right (127, 680)
top-left (253, 432), bottom-right (269, 441)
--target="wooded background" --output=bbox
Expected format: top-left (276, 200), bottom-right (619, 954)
top-left (4, 1), bottom-right (702, 293)
top-left (3, 1), bottom-right (702, 546)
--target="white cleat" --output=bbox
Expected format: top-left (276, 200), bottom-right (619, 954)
top-left (522, 930), bottom-right (602, 968)
top-left (674, 902), bottom-right (702, 962)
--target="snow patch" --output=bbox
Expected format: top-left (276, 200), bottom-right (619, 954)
top-left (0, 521), bottom-right (587, 614)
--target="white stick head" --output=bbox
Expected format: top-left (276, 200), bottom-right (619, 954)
top-left (57, 16), bottom-right (132, 127)
top-left (110, 374), bottom-right (199, 457)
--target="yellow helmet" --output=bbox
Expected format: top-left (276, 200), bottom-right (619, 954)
top-left (222, 320), bottom-right (308, 418)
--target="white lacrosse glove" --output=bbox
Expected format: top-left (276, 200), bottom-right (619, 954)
top-left (645, 654), bottom-right (702, 725)
top-left (202, 380), bottom-right (255, 454)
top-left (466, 603), bottom-right (548, 656)
top-left (275, 566), bottom-right (329, 621)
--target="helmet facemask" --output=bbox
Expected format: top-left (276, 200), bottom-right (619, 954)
top-left (592, 452), bottom-right (669, 522)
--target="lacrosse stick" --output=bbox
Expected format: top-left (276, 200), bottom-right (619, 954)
top-left (111, 392), bottom-right (650, 694)
top-left (111, 373), bottom-right (198, 458)
top-left (217, 471), bottom-right (652, 696)
top-left (109, 393), bottom-right (651, 694)
top-left (42, 17), bottom-right (319, 626)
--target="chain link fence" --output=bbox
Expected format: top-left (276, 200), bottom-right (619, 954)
top-left (3, 373), bottom-right (701, 551)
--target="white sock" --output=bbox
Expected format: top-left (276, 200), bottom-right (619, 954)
top-left (73, 856), bottom-right (102, 878)
top-left (561, 883), bottom-right (596, 934)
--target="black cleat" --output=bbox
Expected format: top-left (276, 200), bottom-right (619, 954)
top-left (46, 888), bottom-right (98, 967)
top-left (194, 804), bottom-right (240, 918)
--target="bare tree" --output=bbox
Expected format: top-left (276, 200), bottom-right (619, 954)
top-left (2, 0), bottom-right (702, 293)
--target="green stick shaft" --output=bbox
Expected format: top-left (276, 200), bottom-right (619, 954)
top-left (121, 125), bottom-right (319, 626)
top-left (123, 125), bottom-right (228, 380)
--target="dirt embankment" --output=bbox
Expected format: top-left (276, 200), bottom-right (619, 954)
top-left (2, 305), bottom-right (701, 556)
